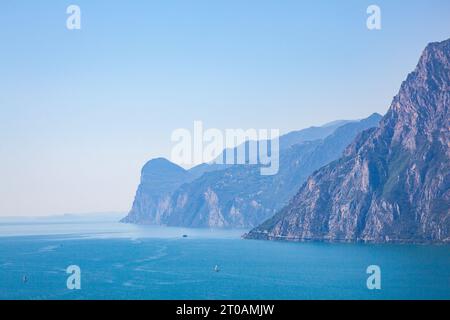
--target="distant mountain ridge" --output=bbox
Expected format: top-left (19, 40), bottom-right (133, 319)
top-left (122, 114), bottom-right (382, 227)
top-left (245, 39), bottom-right (450, 243)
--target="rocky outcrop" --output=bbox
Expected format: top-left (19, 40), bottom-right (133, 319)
top-left (245, 39), bottom-right (450, 243)
top-left (120, 158), bottom-right (219, 224)
top-left (122, 119), bottom-right (353, 225)
top-left (122, 114), bottom-right (381, 227)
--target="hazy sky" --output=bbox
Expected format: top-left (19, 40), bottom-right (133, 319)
top-left (1, 0), bottom-right (450, 216)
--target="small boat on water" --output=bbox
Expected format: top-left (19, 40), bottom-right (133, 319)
top-left (182, 234), bottom-right (188, 238)
top-left (214, 265), bottom-right (220, 272)
top-left (22, 275), bottom-right (28, 283)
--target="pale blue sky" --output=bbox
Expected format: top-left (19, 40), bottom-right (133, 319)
top-left (1, 0), bottom-right (449, 216)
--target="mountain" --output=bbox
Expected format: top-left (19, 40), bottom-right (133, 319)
top-left (123, 119), bottom-right (355, 225)
top-left (121, 158), bottom-right (217, 224)
top-left (245, 39), bottom-right (450, 243)
top-left (122, 114), bottom-right (381, 227)
top-left (213, 118), bottom-right (354, 165)
top-left (277, 119), bottom-right (355, 150)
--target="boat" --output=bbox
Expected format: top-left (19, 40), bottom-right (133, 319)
top-left (214, 265), bottom-right (220, 272)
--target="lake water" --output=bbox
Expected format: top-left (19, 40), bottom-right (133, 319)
top-left (0, 217), bottom-right (449, 300)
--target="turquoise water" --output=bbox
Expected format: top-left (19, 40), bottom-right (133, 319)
top-left (0, 219), bottom-right (449, 300)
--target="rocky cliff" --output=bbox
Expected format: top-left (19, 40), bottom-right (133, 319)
top-left (120, 158), bottom-right (220, 224)
top-left (122, 114), bottom-right (381, 227)
top-left (245, 39), bottom-right (450, 243)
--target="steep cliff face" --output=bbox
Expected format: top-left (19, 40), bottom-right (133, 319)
top-left (245, 39), bottom-right (450, 243)
top-left (121, 158), bottom-right (219, 224)
top-left (122, 120), bottom-right (353, 226)
top-left (120, 158), bottom-right (188, 224)
top-left (122, 114), bottom-right (381, 228)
